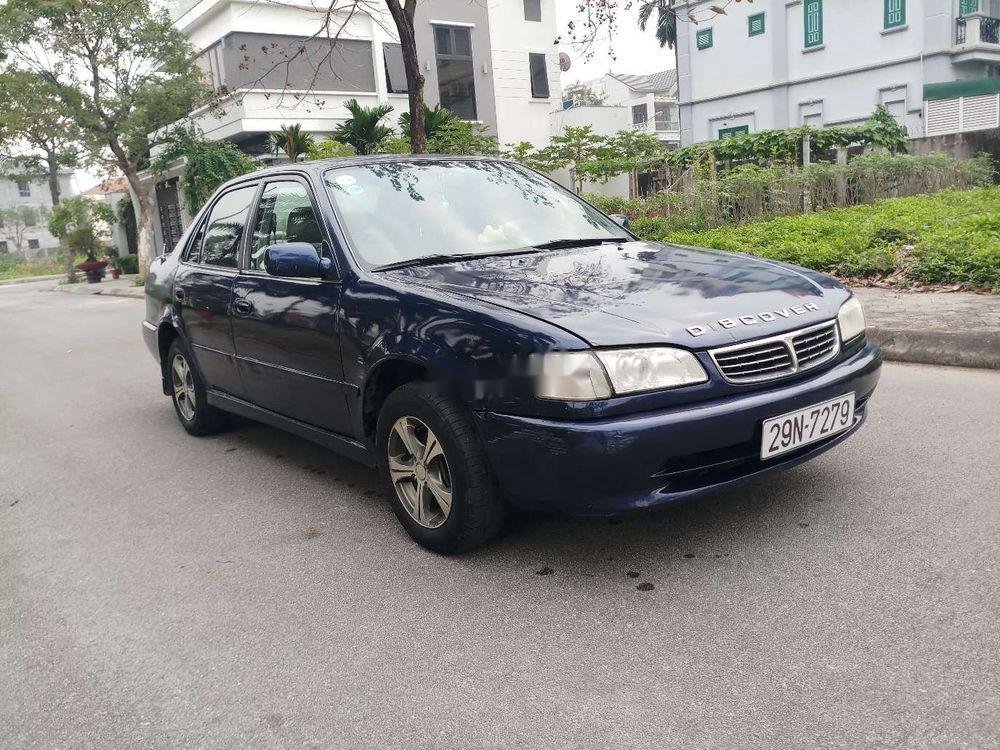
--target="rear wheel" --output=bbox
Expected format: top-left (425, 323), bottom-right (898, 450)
top-left (376, 384), bottom-right (505, 553)
top-left (167, 340), bottom-right (228, 436)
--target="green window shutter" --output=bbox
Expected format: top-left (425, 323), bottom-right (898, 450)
top-left (748, 12), bottom-right (766, 36)
top-left (959, 0), bottom-right (979, 15)
top-left (696, 28), bottom-right (713, 49)
top-left (884, 0), bottom-right (905, 28)
top-left (718, 125), bottom-right (749, 139)
top-left (804, 0), bottom-right (823, 47)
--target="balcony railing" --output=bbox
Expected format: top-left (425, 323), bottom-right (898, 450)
top-left (956, 16), bottom-right (1000, 44)
top-left (633, 118), bottom-right (680, 133)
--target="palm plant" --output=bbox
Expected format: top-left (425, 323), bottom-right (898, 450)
top-left (400, 104), bottom-right (457, 141)
top-left (333, 99), bottom-right (395, 155)
top-left (637, 0), bottom-right (678, 49)
top-left (270, 123), bottom-right (314, 161)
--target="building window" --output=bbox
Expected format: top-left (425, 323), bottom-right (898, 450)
top-left (696, 28), bottom-right (713, 49)
top-left (718, 125), bottom-right (749, 139)
top-left (632, 103), bottom-right (648, 125)
top-left (804, 0), bottom-right (823, 47)
top-left (748, 12), bottom-right (766, 36)
top-left (884, 0), bottom-right (905, 28)
top-left (0, 240), bottom-right (8, 253)
top-left (959, 0), bottom-right (979, 15)
top-left (654, 101), bottom-right (679, 130)
top-left (383, 43), bottom-right (408, 93)
top-left (27, 238), bottom-right (40, 250)
top-left (529, 53), bottom-right (549, 99)
top-left (16, 179), bottom-right (30, 197)
top-left (434, 25), bottom-right (477, 120)
top-left (523, 0), bottom-right (541, 22)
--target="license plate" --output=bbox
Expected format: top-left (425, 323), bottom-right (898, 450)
top-left (760, 393), bottom-right (855, 460)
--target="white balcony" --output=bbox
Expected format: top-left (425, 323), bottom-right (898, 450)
top-left (953, 15), bottom-right (1000, 64)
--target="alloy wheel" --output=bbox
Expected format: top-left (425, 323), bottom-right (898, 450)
top-left (387, 416), bottom-right (453, 529)
top-left (171, 353), bottom-right (197, 421)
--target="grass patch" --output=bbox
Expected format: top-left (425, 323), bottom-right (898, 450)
top-left (0, 256), bottom-right (65, 282)
top-left (630, 187), bottom-right (1000, 292)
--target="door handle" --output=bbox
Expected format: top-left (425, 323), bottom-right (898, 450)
top-left (173, 287), bottom-right (185, 302)
top-left (233, 298), bottom-right (254, 315)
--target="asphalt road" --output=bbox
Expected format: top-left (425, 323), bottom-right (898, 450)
top-left (2, 281), bottom-right (998, 749)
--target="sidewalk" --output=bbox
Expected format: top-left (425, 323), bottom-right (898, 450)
top-left (853, 287), bottom-right (1000, 370)
top-left (48, 274), bottom-right (144, 299)
top-left (45, 275), bottom-right (999, 369)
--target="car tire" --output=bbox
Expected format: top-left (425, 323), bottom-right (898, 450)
top-left (376, 383), bottom-right (506, 554)
top-left (167, 340), bottom-right (228, 436)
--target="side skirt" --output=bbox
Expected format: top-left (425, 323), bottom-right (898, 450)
top-left (207, 390), bottom-right (375, 467)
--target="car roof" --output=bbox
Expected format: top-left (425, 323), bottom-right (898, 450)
top-left (227, 154), bottom-right (511, 185)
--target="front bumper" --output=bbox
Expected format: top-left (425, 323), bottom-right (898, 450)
top-left (474, 342), bottom-right (882, 515)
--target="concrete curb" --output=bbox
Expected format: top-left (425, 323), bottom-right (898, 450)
top-left (49, 283), bottom-right (144, 299)
top-left (868, 327), bottom-right (1000, 370)
top-left (0, 274), bottom-right (64, 286)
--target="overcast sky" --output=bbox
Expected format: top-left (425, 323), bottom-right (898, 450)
top-left (554, 0), bottom-right (677, 85)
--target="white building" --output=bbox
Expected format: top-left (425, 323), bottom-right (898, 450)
top-left (0, 172), bottom-right (77, 258)
top-left (562, 71), bottom-right (680, 145)
top-left (675, 0), bottom-right (1000, 144)
top-left (148, 0), bottom-right (563, 252)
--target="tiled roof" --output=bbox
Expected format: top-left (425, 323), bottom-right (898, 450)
top-left (610, 70), bottom-right (678, 93)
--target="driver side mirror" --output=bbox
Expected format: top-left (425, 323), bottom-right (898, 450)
top-left (263, 242), bottom-right (334, 279)
top-left (609, 213), bottom-right (631, 230)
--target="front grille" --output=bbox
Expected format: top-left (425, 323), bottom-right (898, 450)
top-left (710, 321), bottom-right (840, 384)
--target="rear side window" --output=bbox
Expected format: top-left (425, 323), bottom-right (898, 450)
top-left (198, 185), bottom-right (256, 268)
top-left (248, 181), bottom-right (324, 272)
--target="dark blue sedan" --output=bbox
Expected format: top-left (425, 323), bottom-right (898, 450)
top-left (143, 156), bottom-right (881, 552)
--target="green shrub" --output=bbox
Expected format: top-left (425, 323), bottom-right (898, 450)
top-left (636, 187), bottom-right (1000, 291)
top-left (115, 254), bottom-right (139, 274)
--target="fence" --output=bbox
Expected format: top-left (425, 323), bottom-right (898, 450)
top-left (591, 153), bottom-right (993, 232)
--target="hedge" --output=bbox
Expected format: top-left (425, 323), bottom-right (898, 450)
top-left (629, 187), bottom-right (1000, 292)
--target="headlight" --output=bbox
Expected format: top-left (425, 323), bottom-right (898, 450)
top-left (596, 347), bottom-right (708, 394)
top-left (535, 351), bottom-right (613, 401)
top-left (837, 296), bottom-right (866, 342)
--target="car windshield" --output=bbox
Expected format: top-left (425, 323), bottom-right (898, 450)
top-left (323, 160), bottom-right (624, 268)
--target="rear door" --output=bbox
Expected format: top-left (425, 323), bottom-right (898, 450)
top-left (174, 182), bottom-right (258, 398)
top-left (231, 176), bottom-right (352, 434)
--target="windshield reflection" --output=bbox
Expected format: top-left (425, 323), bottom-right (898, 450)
top-left (323, 160), bottom-right (622, 268)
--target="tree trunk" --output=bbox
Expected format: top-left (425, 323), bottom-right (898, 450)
top-left (123, 166), bottom-right (155, 278)
top-left (45, 150), bottom-right (75, 283)
top-left (386, 0), bottom-right (427, 154)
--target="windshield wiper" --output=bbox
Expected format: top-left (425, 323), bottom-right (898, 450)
top-left (373, 247), bottom-right (543, 272)
top-left (532, 237), bottom-right (630, 250)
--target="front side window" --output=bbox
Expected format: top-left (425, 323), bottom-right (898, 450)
top-left (434, 25), bottom-right (477, 120)
top-left (529, 53), bottom-right (549, 99)
top-left (198, 185), bottom-right (256, 269)
top-left (16, 179), bottom-right (30, 197)
top-left (324, 160), bottom-right (623, 268)
top-left (249, 181), bottom-right (324, 271)
top-left (804, 0), bottom-right (823, 47)
top-left (884, 0), bottom-right (905, 28)
top-left (523, 0), bottom-right (541, 22)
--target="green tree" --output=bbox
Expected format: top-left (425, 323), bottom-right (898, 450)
top-left (48, 197), bottom-right (113, 262)
top-left (333, 99), bottom-right (395, 155)
top-left (0, 70), bottom-right (82, 280)
top-left (539, 126), bottom-right (608, 193)
top-left (0, 0), bottom-right (210, 276)
top-left (270, 123), bottom-right (314, 161)
top-left (400, 105), bottom-right (457, 141)
top-left (427, 121), bottom-right (500, 156)
top-left (307, 139), bottom-right (355, 160)
top-left (0, 205), bottom-right (46, 256)
top-left (151, 127), bottom-right (258, 213)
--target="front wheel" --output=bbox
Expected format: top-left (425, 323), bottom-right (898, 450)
top-left (376, 384), bottom-right (506, 553)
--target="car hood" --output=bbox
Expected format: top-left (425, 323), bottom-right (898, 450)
top-left (386, 241), bottom-right (850, 348)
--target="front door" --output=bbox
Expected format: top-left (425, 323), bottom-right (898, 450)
top-left (174, 183), bottom-right (258, 398)
top-left (156, 178), bottom-right (185, 253)
top-left (231, 177), bottom-right (352, 434)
